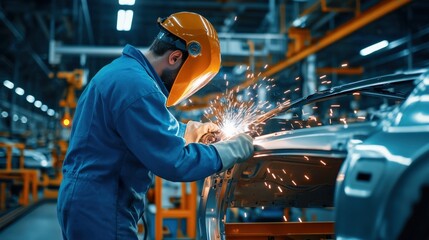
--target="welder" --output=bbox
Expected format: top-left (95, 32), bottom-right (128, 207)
top-left (57, 12), bottom-right (254, 239)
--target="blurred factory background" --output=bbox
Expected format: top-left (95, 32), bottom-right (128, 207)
top-left (0, 0), bottom-right (428, 239)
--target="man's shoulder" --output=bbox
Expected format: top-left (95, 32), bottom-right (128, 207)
top-left (95, 57), bottom-right (159, 95)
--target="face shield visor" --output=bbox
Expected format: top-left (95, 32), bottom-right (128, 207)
top-left (157, 12), bottom-right (221, 107)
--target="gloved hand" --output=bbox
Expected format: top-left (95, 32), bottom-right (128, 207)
top-left (184, 121), bottom-right (220, 145)
top-left (212, 133), bottom-right (254, 172)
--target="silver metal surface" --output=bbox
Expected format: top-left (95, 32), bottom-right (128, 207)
top-left (335, 71), bottom-right (429, 239)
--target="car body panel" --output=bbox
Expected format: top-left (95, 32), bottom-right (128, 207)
top-left (335, 71), bottom-right (429, 239)
top-left (198, 70), bottom-right (428, 240)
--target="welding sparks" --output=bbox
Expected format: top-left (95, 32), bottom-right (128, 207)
top-left (292, 180), bottom-right (297, 186)
top-left (304, 156), bottom-right (309, 161)
top-left (320, 160), bottom-right (327, 166)
top-left (304, 175), bottom-right (310, 180)
top-left (298, 217), bottom-right (303, 222)
top-left (272, 173), bottom-right (277, 179)
top-left (283, 215), bottom-right (288, 221)
top-left (282, 169), bottom-right (286, 174)
top-left (204, 78), bottom-right (273, 138)
top-left (278, 186), bottom-right (283, 192)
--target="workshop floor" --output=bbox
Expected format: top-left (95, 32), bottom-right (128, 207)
top-left (0, 202), bottom-right (150, 240)
top-left (0, 203), bottom-right (63, 240)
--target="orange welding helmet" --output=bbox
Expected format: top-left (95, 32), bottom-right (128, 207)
top-left (157, 12), bottom-right (221, 107)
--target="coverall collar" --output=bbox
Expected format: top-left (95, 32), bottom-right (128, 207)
top-left (122, 44), bottom-right (169, 97)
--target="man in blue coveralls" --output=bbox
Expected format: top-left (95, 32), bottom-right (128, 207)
top-left (57, 12), bottom-right (254, 239)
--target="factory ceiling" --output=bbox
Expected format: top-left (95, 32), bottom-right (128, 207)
top-left (0, 0), bottom-right (429, 118)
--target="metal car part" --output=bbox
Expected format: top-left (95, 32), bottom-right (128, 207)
top-left (198, 70), bottom-right (426, 240)
top-left (335, 71), bottom-right (429, 239)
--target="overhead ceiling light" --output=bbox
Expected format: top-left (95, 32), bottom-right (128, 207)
top-left (3, 80), bottom-right (14, 89)
top-left (34, 100), bottom-right (42, 108)
top-left (116, 10), bottom-right (134, 31)
top-left (292, 16), bottom-right (308, 27)
top-left (47, 109), bottom-right (55, 116)
top-left (15, 87), bottom-right (25, 95)
top-left (359, 40), bottom-right (389, 56)
top-left (21, 116), bottom-right (27, 124)
top-left (26, 95), bottom-right (35, 103)
top-left (119, 0), bottom-right (135, 5)
top-left (41, 105), bottom-right (48, 112)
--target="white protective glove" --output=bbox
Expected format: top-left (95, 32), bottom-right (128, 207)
top-left (212, 133), bottom-right (254, 172)
top-left (184, 121), bottom-right (220, 145)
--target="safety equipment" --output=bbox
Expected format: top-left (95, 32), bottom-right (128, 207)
top-left (212, 133), bottom-right (254, 172)
top-left (184, 121), bottom-right (220, 145)
top-left (157, 12), bottom-right (221, 107)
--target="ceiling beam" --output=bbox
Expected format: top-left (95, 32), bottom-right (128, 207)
top-left (261, 0), bottom-right (411, 78)
top-left (0, 7), bottom-right (51, 77)
top-left (187, 0), bottom-right (411, 106)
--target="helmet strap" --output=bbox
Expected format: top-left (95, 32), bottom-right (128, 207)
top-left (156, 30), bottom-right (187, 52)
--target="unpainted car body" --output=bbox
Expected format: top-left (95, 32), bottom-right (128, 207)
top-left (335, 71), bottom-right (429, 239)
top-left (198, 70), bottom-right (426, 240)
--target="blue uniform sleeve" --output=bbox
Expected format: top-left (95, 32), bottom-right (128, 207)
top-left (178, 122), bottom-right (186, 137)
top-left (115, 92), bottom-right (222, 182)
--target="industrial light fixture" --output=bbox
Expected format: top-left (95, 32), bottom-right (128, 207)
top-left (119, 0), bottom-right (135, 5)
top-left (26, 95), bottom-right (35, 103)
top-left (47, 109), bottom-right (55, 116)
top-left (116, 10), bottom-right (133, 31)
top-left (359, 40), bottom-right (389, 56)
top-left (34, 100), bottom-right (42, 108)
top-left (61, 110), bottom-right (72, 128)
top-left (3, 80), bottom-right (14, 89)
top-left (15, 87), bottom-right (25, 96)
top-left (292, 16), bottom-right (308, 27)
top-left (21, 116), bottom-right (27, 124)
top-left (41, 104), bottom-right (48, 112)
top-left (2, 80), bottom-right (55, 118)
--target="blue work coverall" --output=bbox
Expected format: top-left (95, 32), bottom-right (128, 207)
top-left (57, 44), bottom-right (222, 239)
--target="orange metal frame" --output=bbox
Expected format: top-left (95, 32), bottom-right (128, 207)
top-left (0, 142), bottom-right (39, 210)
top-left (225, 222), bottom-right (335, 239)
top-left (154, 176), bottom-right (197, 240)
top-left (317, 67), bottom-right (364, 75)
